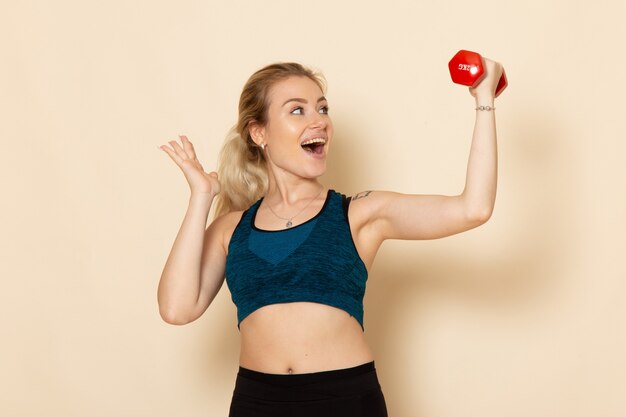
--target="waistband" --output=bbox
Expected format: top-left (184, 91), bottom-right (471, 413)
top-left (233, 361), bottom-right (381, 402)
top-left (237, 361), bottom-right (376, 387)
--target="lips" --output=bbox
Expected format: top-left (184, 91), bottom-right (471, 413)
top-left (300, 136), bottom-right (327, 156)
top-left (300, 137), bottom-right (327, 147)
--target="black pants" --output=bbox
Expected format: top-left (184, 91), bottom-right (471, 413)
top-left (228, 361), bottom-right (388, 417)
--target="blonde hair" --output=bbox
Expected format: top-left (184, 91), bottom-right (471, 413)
top-left (213, 62), bottom-right (326, 218)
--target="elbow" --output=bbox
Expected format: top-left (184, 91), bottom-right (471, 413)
top-left (460, 191), bottom-right (495, 227)
top-left (159, 304), bottom-right (194, 326)
top-left (466, 205), bottom-right (493, 226)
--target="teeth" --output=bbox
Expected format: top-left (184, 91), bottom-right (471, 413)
top-left (301, 138), bottom-right (326, 146)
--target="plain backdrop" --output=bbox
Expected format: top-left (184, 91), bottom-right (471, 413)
top-left (1, 1), bottom-right (625, 416)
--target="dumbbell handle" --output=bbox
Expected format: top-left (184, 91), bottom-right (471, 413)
top-left (448, 50), bottom-right (507, 97)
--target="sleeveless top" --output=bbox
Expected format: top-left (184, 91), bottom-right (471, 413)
top-left (224, 189), bottom-right (368, 331)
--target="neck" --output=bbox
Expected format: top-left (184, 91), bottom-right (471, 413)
top-left (265, 183), bottom-right (325, 208)
top-left (265, 172), bottom-right (324, 207)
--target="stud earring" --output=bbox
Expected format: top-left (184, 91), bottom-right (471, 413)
top-left (260, 143), bottom-right (266, 150)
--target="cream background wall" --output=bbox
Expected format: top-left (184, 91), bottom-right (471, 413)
top-left (1, 0), bottom-right (625, 416)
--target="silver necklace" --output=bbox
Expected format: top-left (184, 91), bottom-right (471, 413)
top-left (266, 186), bottom-right (324, 228)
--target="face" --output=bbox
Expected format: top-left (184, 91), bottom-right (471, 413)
top-left (251, 76), bottom-right (334, 179)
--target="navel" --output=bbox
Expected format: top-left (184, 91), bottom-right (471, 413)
top-left (287, 368), bottom-right (293, 375)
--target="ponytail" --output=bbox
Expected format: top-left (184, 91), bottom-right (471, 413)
top-left (213, 126), bottom-right (268, 218)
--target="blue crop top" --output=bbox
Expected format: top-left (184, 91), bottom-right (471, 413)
top-left (224, 189), bottom-right (368, 331)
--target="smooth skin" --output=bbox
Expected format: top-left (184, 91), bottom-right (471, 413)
top-left (158, 57), bottom-right (503, 374)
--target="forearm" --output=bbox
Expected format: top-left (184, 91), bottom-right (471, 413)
top-left (461, 94), bottom-right (498, 220)
top-left (157, 193), bottom-right (214, 319)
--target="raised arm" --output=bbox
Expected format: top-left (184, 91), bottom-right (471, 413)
top-left (351, 58), bottom-right (503, 243)
top-left (157, 136), bottom-right (230, 325)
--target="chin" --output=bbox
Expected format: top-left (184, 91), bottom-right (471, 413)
top-left (302, 164), bottom-right (327, 179)
top-left (304, 170), bottom-right (326, 179)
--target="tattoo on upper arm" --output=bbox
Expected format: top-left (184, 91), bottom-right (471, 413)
top-left (352, 191), bottom-right (372, 201)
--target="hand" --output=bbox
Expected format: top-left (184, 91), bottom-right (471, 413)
top-left (469, 57), bottom-right (504, 102)
top-left (159, 135), bottom-right (221, 197)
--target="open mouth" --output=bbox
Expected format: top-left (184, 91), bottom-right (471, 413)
top-left (301, 138), bottom-right (326, 155)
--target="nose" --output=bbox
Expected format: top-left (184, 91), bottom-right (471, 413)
top-left (308, 111), bottom-right (328, 129)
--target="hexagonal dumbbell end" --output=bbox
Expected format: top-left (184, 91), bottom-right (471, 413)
top-left (448, 49), bottom-right (508, 97)
top-left (494, 68), bottom-right (507, 97)
top-left (448, 50), bottom-right (485, 88)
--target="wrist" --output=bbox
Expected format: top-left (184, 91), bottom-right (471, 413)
top-left (189, 192), bottom-right (216, 205)
top-left (475, 96), bottom-right (495, 107)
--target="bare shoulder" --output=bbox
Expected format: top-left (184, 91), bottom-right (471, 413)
top-left (207, 209), bottom-right (245, 255)
top-left (344, 190), bottom-right (399, 269)
top-left (347, 190), bottom-right (396, 226)
top-left (348, 189), bottom-right (421, 240)
top-left (350, 190), bottom-right (399, 205)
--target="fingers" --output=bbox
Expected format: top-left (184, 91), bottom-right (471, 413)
top-left (159, 142), bottom-right (184, 166)
top-left (180, 135), bottom-right (198, 160)
top-left (483, 58), bottom-right (504, 77)
top-left (159, 135), bottom-right (198, 166)
top-left (168, 137), bottom-right (187, 157)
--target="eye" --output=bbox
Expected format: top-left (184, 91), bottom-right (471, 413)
top-left (319, 105), bottom-right (329, 114)
top-left (290, 107), bottom-right (303, 115)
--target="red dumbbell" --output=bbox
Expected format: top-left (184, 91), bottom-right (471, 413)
top-left (448, 50), bottom-right (508, 97)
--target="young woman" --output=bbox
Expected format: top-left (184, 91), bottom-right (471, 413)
top-left (157, 59), bottom-right (503, 416)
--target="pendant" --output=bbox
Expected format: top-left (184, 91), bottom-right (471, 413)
top-left (286, 220), bottom-right (293, 228)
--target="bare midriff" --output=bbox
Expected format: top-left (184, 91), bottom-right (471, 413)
top-left (239, 302), bottom-right (374, 375)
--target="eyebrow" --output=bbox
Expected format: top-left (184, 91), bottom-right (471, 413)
top-left (282, 96), bottom-right (327, 107)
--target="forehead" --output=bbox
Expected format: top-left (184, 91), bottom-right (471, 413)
top-left (267, 76), bottom-right (325, 106)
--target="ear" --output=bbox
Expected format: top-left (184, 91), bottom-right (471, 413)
top-left (248, 121), bottom-right (265, 146)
